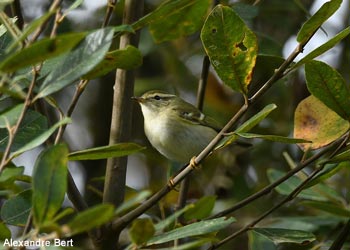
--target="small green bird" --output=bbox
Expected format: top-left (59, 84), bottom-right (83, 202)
top-left (133, 91), bottom-right (222, 164)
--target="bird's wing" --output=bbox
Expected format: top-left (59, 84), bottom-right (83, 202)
top-left (174, 102), bottom-right (222, 132)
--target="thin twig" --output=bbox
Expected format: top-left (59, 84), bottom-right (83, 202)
top-left (0, 11), bottom-right (21, 41)
top-left (196, 56), bottom-right (211, 110)
top-left (103, 0), bottom-right (117, 27)
top-left (0, 69), bottom-right (38, 171)
top-left (54, 79), bottom-right (88, 144)
top-left (50, 6), bottom-right (62, 38)
top-left (177, 56), bottom-right (211, 213)
top-left (29, 0), bottom-right (63, 43)
top-left (328, 219), bottom-right (350, 250)
top-left (249, 34), bottom-right (314, 102)
top-left (11, 0), bottom-right (24, 30)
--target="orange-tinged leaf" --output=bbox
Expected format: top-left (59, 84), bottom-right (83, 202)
top-left (294, 95), bottom-right (349, 151)
top-left (201, 5), bottom-right (257, 95)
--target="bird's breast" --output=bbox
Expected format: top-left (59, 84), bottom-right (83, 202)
top-left (143, 115), bottom-right (217, 163)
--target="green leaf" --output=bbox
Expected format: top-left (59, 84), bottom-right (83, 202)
top-left (6, 10), bottom-right (56, 52)
top-left (129, 218), bottom-right (156, 245)
top-left (267, 168), bottom-right (342, 202)
top-left (0, 15), bottom-right (17, 37)
top-left (147, 217), bottom-right (235, 245)
top-left (36, 27), bottom-right (114, 99)
top-left (65, 204), bottom-right (114, 236)
top-left (154, 204), bottom-right (194, 232)
top-left (237, 104), bottom-right (277, 133)
top-left (0, 32), bottom-right (87, 72)
top-left (0, 109), bottom-right (48, 151)
top-left (113, 24), bottom-right (135, 35)
top-left (215, 104), bottom-right (276, 150)
top-left (184, 195), bottom-right (216, 220)
top-left (268, 168), bottom-right (323, 201)
top-left (293, 95), bottom-right (349, 151)
top-left (0, 166), bottom-right (24, 184)
top-left (305, 60), bottom-right (350, 120)
top-left (0, 222), bottom-right (11, 241)
top-left (68, 142), bottom-right (145, 161)
top-left (52, 207), bottom-right (75, 223)
top-left (297, 0), bottom-right (342, 43)
top-left (115, 190), bottom-right (151, 216)
top-left (231, 3), bottom-right (259, 23)
top-left (132, 0), bottom-right (202, 30)
top-left (301, 200), bottom-right (350, 217)
top-left (62, 0), bottom-right (84, 17)
top-left (272, 216), bottom-right (343, 232)
top-left (201, 5), bottom-right (258, 94)
top-left (145, 239), bottom-right (213, 250)
top-left (248, 230), bottom-right (277, 250)
top-left (0, 104), bottom-right (25, 128)
top-left (32, 144), bottom-right (68, 226)
top-left (236, 132), bottom-right (310, 144)
top-left (0, 23), bottom-right (7, 38)
top-left (149, 0), bottom-right (211, 43)
top-left (324, 149), bottom-right (350, 164)
top-left (1, 189), bottom-right (32, 226)
top-left (293, 27), bottom-right (350, 69)
top-left (0, 68), bottom-right (32, 100)
top-left (0, 0), bottom-right (13, 11)
top-left (83, 45), bottom-right (143, 79)
top-left (305, 162), bottom-right (345, 187)
top-left (10, 117), bottom-right (71, 159)
top-left (252, 228), bottom-right (315, 245)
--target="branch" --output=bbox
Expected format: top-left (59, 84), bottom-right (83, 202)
top-left (208, 133), bottom-right (349, 249)
top-left (207, 137), bottom-right (334, 219)
top-left (177, 55), bottom-right (211, 212)
top-left (103, 0), bottom-right (117, 27)
top-left (196, 55), bottom-right (211, 110)
top-left (101, 0), bottom-right (143, 249)
top-left (29, 0), bottom-right (63, 43)
top-left (103, 0), bottom-right (143, 212)
top-left (249, 32), bottom-right (314, 102)
top-left (0, 69), bottom-right (38, 171)
top-left (11, 0), bottom-right (24, 30)
top-left (209, 165), bottom-right (325, 250)
top-left (329, 219), bottom-right (350, 250)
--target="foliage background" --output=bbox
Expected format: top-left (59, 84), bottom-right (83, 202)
top-left (0, 0), bottom-right (350, 250)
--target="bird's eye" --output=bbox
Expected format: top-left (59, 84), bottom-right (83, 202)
top-left (154, 95), bottom-right (161, 100)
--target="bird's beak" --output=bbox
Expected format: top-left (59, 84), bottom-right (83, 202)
top-left (131, 96), bottom-right (144, 103)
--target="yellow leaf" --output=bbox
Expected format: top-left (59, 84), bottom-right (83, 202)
top-left (294, 95), bottom-right (349, 151)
